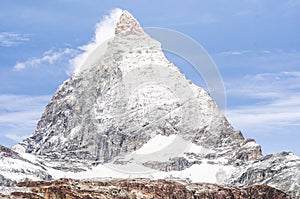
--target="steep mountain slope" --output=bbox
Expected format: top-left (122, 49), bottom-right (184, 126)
top-left (19, 11), bottom-right (256, 168)
top-left (0, 10), bottom-right (298, 198)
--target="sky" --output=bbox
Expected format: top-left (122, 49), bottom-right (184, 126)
top-left (0, 0), bottom-right (299, 156)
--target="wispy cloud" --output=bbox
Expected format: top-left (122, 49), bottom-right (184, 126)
top-left (218, 50), bottom-right (273, 56)
top-left (0, 32), bottom-right (29, 47)
top-left (225, 71), bottom-right (300, 137)
top-left (13, 48), bottom-right (79, 71)
top-left (227, 71), bottom-right (300, 99)
top-left (0, 95), bottom-right (51, 143)
top-left (227, 95), bottom-right (300, 131)
top-left (219, 50), bottom-right (252, 56)
top-left (4, 133), bottom-right (27, 143)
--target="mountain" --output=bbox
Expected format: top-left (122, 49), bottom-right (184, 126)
top-left (1, 10), bottom-right (299, 198)
top-left (19, 10), bottom-right (259, 171)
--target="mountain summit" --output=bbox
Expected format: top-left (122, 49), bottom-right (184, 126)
top-left (115, 11), bottom-right (144, 35)
top-left (19, 9), bottom-right (254, 168)
top-left (1, 10), bottom-right (299, 198)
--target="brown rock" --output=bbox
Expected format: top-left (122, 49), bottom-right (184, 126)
top-left (2, 178), bottom-right (291, 199)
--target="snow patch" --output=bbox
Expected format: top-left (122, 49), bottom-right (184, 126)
top-left (185, 143), bottom-right (213, 155)
top-left (0, 157), bottom-right (43, 181)
top-left (134, 134), bottom-right (177, 155)
top-left (11, 144), bottom-right (25, 154)
top-left (163, 162), bottom-right (233, 184)
top-left (242, 141), bottom-right (259, 148)
top-left (69, 126), bottom-right (81, 139)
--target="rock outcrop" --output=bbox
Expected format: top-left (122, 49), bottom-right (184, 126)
top-left (2, 178), bottom-right (290, 199)
top-left (229, 152), bottom-right (300, 198)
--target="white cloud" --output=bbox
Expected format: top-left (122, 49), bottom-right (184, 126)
top-left (226, 94), bottom-right (300, 140)
top-left (14, 62), bottom-right (26, 70)
top-left (69, 8), bottom-right (123, 75)
top-left (218, 50), bottom-right (276, 56)
top-left (219, 50), bottom-right (251, 56)
top-left (0, 95), bottom-right (51, 143)
top-left (0, 94), bottom-right (50, 112)
top-left (227, 71), bottom-right (300, 99)
top-left (12, 9), bottom-right (124, 75)
top-left (225, 71), bottom-right (300, 137)
top-left (4, 133), bottom-right (27, 143)
top-left (219, 49), bottom-right (300, 58)
top-left (0, 32), bottom-right (29, 47)
top-left (13, 48), bottom-right (78, 71)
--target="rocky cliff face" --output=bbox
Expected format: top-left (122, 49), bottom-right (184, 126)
top-left (19, 10), bottom-right (252, 167)
top-left (0, 9), bottom-right (299, 198)
top-left (2, 178), bottom-right (290, 199)
top-left (229, 152), bottom-right (300, 198)
top-left (0, 145), bottom-right (51, 186)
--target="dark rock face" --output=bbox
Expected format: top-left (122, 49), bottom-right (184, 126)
top-left (230, 152), bottom-right (300, 198)
top-left (143, 157), bottom-right (201, 172)
top-left (0, 174), bottom-right (16, 187)
top-left (2, 178), bottom-right (290, 199)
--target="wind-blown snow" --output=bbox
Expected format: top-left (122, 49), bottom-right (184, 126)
top-left (70, 8), bottom-right (123, 75)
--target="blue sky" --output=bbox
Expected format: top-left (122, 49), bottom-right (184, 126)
top-left (0, 0), bottom-right (300, 156)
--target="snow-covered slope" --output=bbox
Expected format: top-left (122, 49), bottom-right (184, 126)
top-left (0, 9), bottom-right (298, 198)
top-left (0, 144), bottom-right (51, 195)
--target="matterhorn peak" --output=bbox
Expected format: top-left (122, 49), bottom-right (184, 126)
top-left (7, 9), bottom-right (299, 198)
top-left (115, 10), bottom-right (144, 35)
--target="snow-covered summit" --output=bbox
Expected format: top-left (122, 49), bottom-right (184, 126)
top-left (2, 9), bottom-right (300, 198)
top-left (19, 8), bottom-right (250, 167)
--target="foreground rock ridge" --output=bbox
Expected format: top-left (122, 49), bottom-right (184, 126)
top-left (0, 9), bottom-right (299, 198)
top-left (1, 178), bottom-right (290, 199)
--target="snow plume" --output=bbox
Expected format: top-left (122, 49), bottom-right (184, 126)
top-left (70, 8), bottom-right (124, 75)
